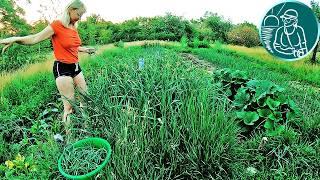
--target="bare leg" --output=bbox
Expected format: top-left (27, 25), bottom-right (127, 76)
top-left (56, 76), bottom-right (75, 132)
top-left (73, 72), bottom-right (88, 108)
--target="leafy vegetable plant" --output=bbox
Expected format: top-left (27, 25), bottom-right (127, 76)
top-left (214, 68), bottom-right (300, 136)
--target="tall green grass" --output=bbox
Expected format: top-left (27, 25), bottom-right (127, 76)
top-left (71, 46), bottom-right (241, 179)
top-left (0, 72), bottom-right (56, 119)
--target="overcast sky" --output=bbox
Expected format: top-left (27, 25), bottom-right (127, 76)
top-left (17, 0), bottom-right (313, 26)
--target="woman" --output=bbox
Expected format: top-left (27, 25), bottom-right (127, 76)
top-left (0, 0), bottom-right (95, 127)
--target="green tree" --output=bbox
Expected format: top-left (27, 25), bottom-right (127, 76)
top-left (0, 0), bottom-right (31, 35)
top-left (114, 19), bottom-right (142, 42)
top-left (161, 13), bottom-right (187, 41)
top-left (201, 11), bottom-right (233, 42)
top-left (78, 14), bottom-right (114, 45)
top-left (98, 28), bottom-right (113, 44)
top-left (111, 14), bottom-right (188, 42)
top-left (311, 0), bottom-right (320, 64)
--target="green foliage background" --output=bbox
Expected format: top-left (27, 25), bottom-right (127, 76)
top-left (0, 0), bottom-right (261, 73)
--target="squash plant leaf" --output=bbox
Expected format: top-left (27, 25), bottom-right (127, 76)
top-left (233, 87), bottom-right (250, 107)
top-left (236, 111), bottom-right (260, 125)
top-left (265, 97), bottom-right (280, 110)
top-left (257, 108), bottom-right (272, 118)
top-left (264, 119), bottom-right (273, 129)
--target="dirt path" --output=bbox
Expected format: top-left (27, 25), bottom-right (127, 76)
top-left (179, 53), bottom-right (216, 74)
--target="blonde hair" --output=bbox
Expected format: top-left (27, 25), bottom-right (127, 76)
top-left (59, 0), bottom-right (86, 28)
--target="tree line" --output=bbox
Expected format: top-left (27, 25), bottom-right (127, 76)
top-left (0, 0), bottom-right (319, 73)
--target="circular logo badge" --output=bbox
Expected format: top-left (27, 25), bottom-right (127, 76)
top-left (260, 1), bottom-right (319, 61)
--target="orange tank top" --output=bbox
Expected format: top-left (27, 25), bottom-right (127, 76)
top-left (50, 20), bottom-right (82, 64)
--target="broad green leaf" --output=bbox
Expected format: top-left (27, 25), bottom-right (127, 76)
top-left (275, 95), bottom-right (287, 104)
top-left (214, 70), bottom-right (222, 76)
top-left (264, 119), bottom-right (273, 129)
top-left (246, 80), bottom-right (258, 91)
top-left (257, 97), bottom-right (266, 107)
top-left (265, 97), bottom-right (280, 110)
top-left (266, 125), bottom-right (285, 136)
top-left (233, 88), bottom-right (250, 107)
top-left (275, 125), bottom-right (285, 134)
top-left (254, 81), bottom-right (272, 99)
top-left (270, 84), bottom-right (285, 93)
top-left (247, 80), bottom-right (273, 93)
top-left (236, 111), bottom-right (246, 119)
top-left (255, 90), bottom-right (267, 100)
top-left (268, 113), bottom-right (276, 120)
top-left (273, 111), bottom-right (283, 122)
top-left (288, 98), bottom-right (300, 115)
top-left (268, 112), bottom-right (282, 122)
top-left (286, 111), bottom-right (296, 119)
top-left (236, 111), bottom-right (260, 125)
top-left (257, 108), bottom-right (272, 118)
top-left (231, 70), bottom-right (248, 80)
top-left (216, 82), bottom-right (223, 88)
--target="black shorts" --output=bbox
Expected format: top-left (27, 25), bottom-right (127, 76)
top-left (53, 61), bottom-right (82, 79)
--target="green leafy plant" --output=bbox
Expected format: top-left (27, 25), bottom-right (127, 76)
top-left (227, 22), bottom-right (260, 47)
top-left (180, 35), bottom-right (189, 48)
top-left (214, 68), bottom-right (300, 136)
top-left (234, 79), bottom-right (300, 136)
top-left (114, 40), bottom-right (124, 48)
top-left (187, 37), bottom-right (198, 48)
top-left (199, 39), bottom-right (210, 48)
top-left (188, 37), bottom-right (209, 48)
top-left (214, 68), bottom-right (249, 100)
top-left (1, 153), bottom-right (37, 177)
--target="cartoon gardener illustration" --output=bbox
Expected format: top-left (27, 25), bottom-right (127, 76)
top-left (273, 9), bottom-right (308, 58)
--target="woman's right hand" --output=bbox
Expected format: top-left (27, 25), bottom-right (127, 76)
top-left (87, 47), bottom-right (96, 55)
top-left (0, 37), bottom-right (16, 54)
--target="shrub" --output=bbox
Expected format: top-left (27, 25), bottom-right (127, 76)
top-left (180, 35), bottom-right (188, 48)
top-left (188, 37), bottom-right (210, 48)
top-left (202, 12), bottom-right (233, 42)
top-left (114, 40), bottom-right (124, 48)
top-left (227, 23), bottom-right (260, 47)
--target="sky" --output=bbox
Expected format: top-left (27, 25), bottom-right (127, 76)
top-left (16, 0), bottom-right (314, 26)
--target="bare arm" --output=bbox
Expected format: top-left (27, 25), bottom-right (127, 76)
top-left (0, 25), bottom-right (54, 53)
